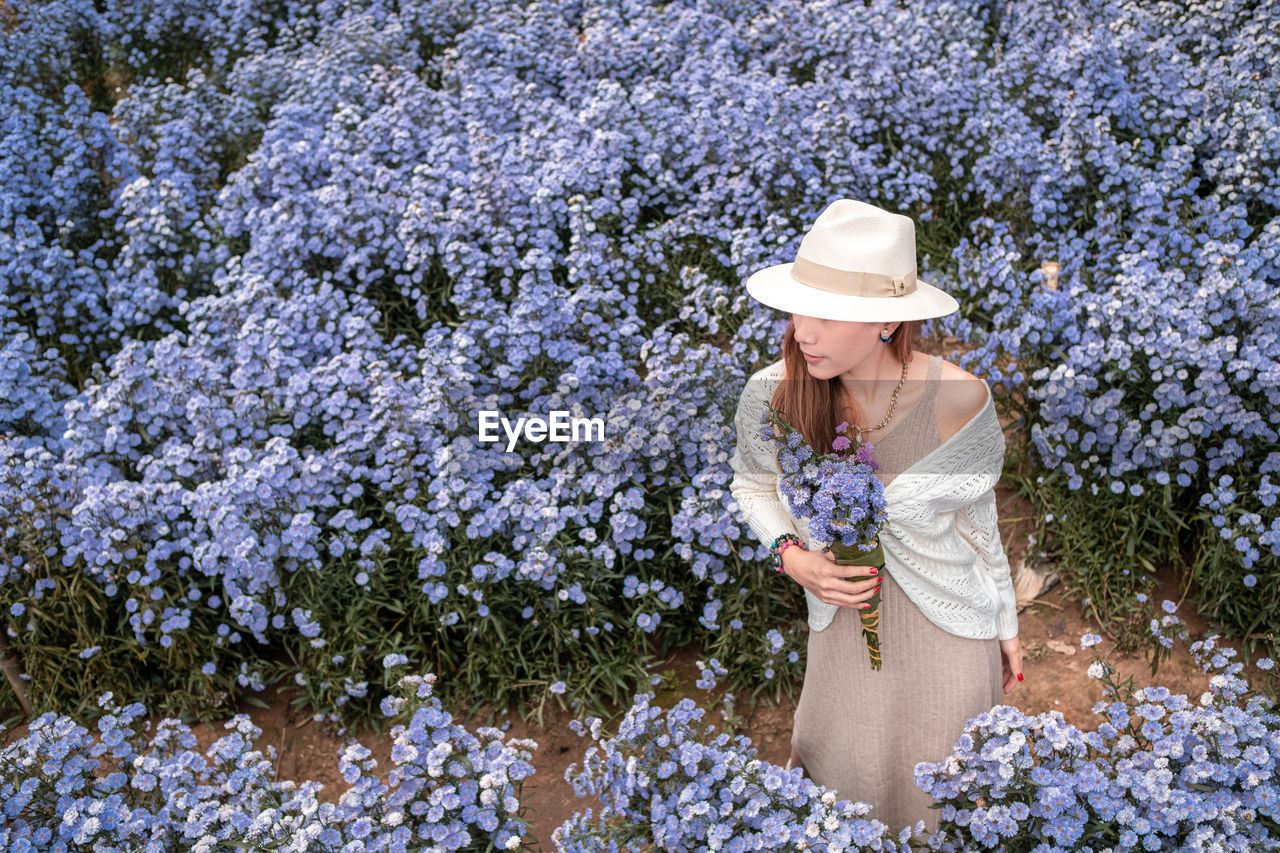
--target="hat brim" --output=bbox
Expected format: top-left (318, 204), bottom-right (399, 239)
top-left (746, 262), bottom-right (960, 322)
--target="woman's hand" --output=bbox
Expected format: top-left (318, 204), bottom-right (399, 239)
top-left (1000, 636), bottom-right (1024, 694)
top-left (780, 547), bottom-right (881, 610)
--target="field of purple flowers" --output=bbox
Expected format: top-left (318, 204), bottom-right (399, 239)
top-left (1, 0), bottom-right (1278, 848)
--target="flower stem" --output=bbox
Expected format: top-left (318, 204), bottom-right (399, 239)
top-left (832, 541), bottom-right (887, 671)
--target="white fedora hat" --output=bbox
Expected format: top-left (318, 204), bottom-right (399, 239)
top-left (745, 199), bottom-right (959, 322)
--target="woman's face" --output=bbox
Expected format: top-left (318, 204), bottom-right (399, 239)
top-left (791, 314), bottom-right (896, 380)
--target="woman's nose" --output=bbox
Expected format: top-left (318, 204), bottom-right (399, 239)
top-left (792, 315), bottom-right (817, 343)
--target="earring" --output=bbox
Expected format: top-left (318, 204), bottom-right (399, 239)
top-left (879, 328), bottom-right (893, 343)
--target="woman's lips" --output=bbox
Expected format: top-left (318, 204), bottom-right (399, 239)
top-left (802, 352), bottom-right (822, 363)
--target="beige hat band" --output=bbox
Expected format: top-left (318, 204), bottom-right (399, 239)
top-left (790, 256), bottom-right (918, 298)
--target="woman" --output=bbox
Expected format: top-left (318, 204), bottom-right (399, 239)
top-left (728, 199), bottom-right (1024, 835)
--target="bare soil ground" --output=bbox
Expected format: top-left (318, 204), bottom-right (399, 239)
top-left (161, 555), bottom-right (1244, 852)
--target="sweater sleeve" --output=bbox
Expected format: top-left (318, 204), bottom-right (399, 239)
top-left (728, 378), bottom-right (807, 550)
top-left (954, 487), bottom-right (1019, 641)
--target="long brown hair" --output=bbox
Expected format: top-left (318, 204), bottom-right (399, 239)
top-left (771, 319), bottom-right (921, 455)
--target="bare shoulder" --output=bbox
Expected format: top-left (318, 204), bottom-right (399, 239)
top-left (934, 359), bottom-right (990, 443)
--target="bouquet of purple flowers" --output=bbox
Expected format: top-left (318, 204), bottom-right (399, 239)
top-left (762, 402), bottom-right (889, 670)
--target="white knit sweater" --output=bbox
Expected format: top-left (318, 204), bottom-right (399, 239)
top-left (728, 359), bottom-right (1020, 641)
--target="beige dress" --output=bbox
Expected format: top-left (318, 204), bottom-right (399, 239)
top-left (790, 354), bottom-right (1004, 835)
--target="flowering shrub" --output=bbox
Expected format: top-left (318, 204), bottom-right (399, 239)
top-left (0, 668), bottom-right (535, 851)
top-left (2, 607), bottom-right (1276, 848)
top-left (915, 607), bottom-right (1280, 851)
top-left (2, 0), bottom-right (1277, 724)
top-left (0, 76), bottom-right (131, 392)
top-left (5, 0), bottom-right (987, 721)
top-left (556, 609), bottom-right (1280, 850)
top-left (554, 690), bottom-right (918, 851)
top-left (931, 0), bottom-right (1280, 646)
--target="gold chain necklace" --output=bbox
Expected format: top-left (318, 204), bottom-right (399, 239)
top-left (848, 356), bottom-right (911, 448)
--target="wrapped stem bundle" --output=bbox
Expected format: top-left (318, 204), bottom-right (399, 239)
top-left (831, 540), bottom-right (885, 670)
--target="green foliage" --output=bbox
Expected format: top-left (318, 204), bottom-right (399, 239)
top-left (1007, 442), bottom-right (1279, 667)
top-left (0, 539), bottom-right (251, 722)
top-left (1185, 464), bottom-right (1280, 665)
top-left (703, 558), bottom-right (808, 705)
top-left (1006, 466), bottom-right (1178, 652)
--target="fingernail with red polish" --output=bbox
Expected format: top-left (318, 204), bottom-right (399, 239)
top-left (869, 568), bottom-right (877, 574)
top-left (1017, 673), bottom-right (1024, 682)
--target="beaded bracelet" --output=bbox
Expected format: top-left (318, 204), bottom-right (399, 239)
top-left (769, 533), bottom-right (805, 573)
